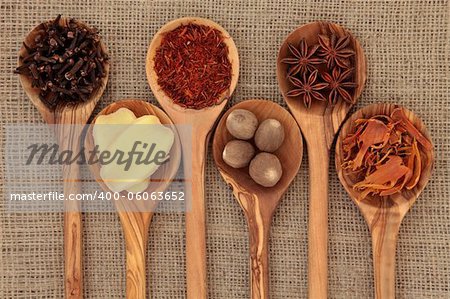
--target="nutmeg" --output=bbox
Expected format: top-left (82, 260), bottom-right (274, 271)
top-left (222, 140), bottom-right (255, 168)
top-left (254, 118), bottom-right (285, 152)
top-left (249, 152), bottom-right (283, 187)
top-left (226, 109), bottom-right (258, 140)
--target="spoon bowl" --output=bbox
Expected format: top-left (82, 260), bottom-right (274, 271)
top-left (277, 21), bottom-right (366, 116)
top-left (18, 17), bottom-right (109, 125)
top-left (84, 99), bottom-right (182, 299)
top-left (18, 17), bottom-right (109, 299)
top-left (335, 103), bottom-right (434, 299)
top-left (213, 99), bottom-right (303, 298)
top-left (213, 99), bottom-right (303, 199)
top-left (84, 99), bottom-right (182, 198)
top-left (276, 21), bottom-right (366, 298)
top-left (146, 17), bottom-right (239, 118)
top-left (146, 17), bottom-right (239, 298)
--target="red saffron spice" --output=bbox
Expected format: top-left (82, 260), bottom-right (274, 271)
top-left (154, 23), bottom-right (232, 109)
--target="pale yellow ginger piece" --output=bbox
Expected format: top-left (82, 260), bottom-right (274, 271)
top-left (93, 108), bottom-right (163, 193)
top-left (122, 115), bottom-right (160, 193)
top-left (126, 180), bottom-right (149, 193)
top-left (93, 108), bottom-right (137, 152)
top-left (95, 107), bottom-right (136, 125)
top-left (130, 114), bottom-right (160, 125)
top-left (100, 115), bottom-right (174, 193)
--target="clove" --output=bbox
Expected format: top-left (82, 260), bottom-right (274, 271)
top-left (15, 15), bottom-right (108, 109)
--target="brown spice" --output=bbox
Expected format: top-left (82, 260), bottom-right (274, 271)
top-left (282, 28), bottom-right (357, 108)
top-left (154, 23), bottom-right (232, 109)
top-left (287, 70), bottom-right (327, 108)
top-left (14, 15), bottom-right (108, 109)
top-left (318, 34), bottom-right (355, 69)
top-left (321, 67), bottom-right (357, 105)
top-left (281, 39), bottom-right (323, 76)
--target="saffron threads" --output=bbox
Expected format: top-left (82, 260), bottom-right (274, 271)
top-left (154, 23), bottom-right (232, 109)
top-left (341, 108), bottom-right (432, 200)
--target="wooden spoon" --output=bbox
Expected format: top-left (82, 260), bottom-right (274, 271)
top-left (276, 21), bottom-right (367, 298)
top-left (335, 103), bottom-right (434, 299)
top-left (18, 17), bottom-right (109, 299)
top-left (84, 99), bottom-right (182, 298)
top-left (146, 17), bottom-right (239, 298)
top-left (213, 99), bottom-right (303, 299)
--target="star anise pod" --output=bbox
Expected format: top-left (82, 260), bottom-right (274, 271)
top-left (322, 67), bottom-right (357, 105)
top-left (287, 69), bottom-right (328, 108)
top-left (318, 33), bottom-right (355, 69)
top-left (281, 39), bottom-right (323, 76)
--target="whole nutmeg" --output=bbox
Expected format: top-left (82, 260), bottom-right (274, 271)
top-left (222, 140), bottom-right (255, 168)
top-left (249, 152), bottom-right (283, 187)
top-left (254, 118), bottom-right (285, 152)
top-left (226, 109), bottom-right (258, 140)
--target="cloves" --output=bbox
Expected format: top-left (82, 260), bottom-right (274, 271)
top-left (15, 15), bottom-right (108, 108)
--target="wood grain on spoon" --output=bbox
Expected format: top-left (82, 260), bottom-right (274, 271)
top-left (84, 99), bottom-right (182, 299)
top-left (18, 17), bottom-right (109, 299)
top-left (276, 21), bottom-right (366, 299)
top-left (335, 104), bottom-right (434, 299)
top-left (213, 99), bottom-right (303, 299)
top-left (145, 17), bottom-right (239, 299)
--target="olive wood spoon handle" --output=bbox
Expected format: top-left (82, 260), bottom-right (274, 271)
top-left (301, 123), bottom-right (330, 298)
top-left (370, 201), bottom-right (401, 299)
top-left (84, 100), bottom-right (182, 299)
top-left (335, 104), bottom-right (434, 299)
top-left (18, 17), bottom-right (110, 298)
top-left (212, 99), bottom-right (303, 299)
top-left (276, 22), bottom-right (367, 298)
top-left (118, 210), bottom-right (153, 298)
top-left (236, 191), bottom-right (273, 299)
top-left (56, 111), bottom-right (84, 299)
top-left (183, 126), bottom-right (210, 298)
top-left (146, 17), bottom-right (240, 298)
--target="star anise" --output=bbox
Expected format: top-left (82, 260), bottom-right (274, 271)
top-left (318, 34), bottom-right (355, 69)
top-left (287, 69), bottom-right (328, 108)
top-left (322, 67), bottom-right (357, 105)
top-left (281, 39), bottom-right (323, 76)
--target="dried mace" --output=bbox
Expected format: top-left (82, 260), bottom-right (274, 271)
top-left (341, 108), bottom-right (433, 200)
top-left (15, 15), bottom-right (108, 109)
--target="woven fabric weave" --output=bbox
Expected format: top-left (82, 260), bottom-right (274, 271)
top-left (1, 0), bottom-right (449, 298)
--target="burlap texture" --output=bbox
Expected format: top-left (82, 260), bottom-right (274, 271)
top-left (0, 0), bottom-right (449, 298)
